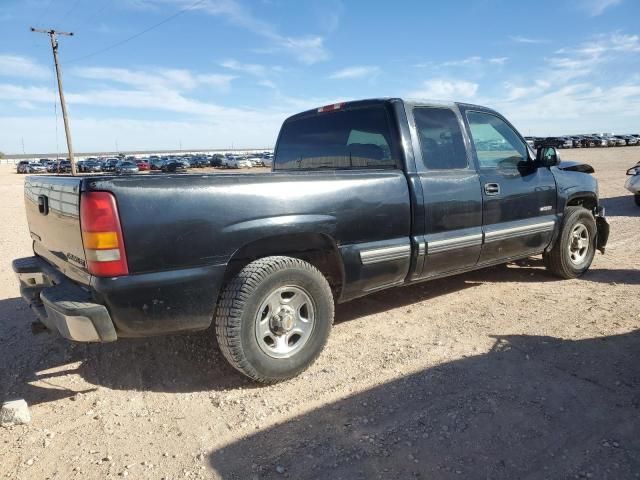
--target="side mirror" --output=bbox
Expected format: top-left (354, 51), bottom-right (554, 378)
top-left (627, 165), bottom-right (640, 176)
top-left (536, 146), bottom-right (560, 167)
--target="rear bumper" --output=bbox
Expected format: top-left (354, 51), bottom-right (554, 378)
top-left (13, 255), bottom-right (227, 341)
top-left (13, 256), bottom-right (117, 342)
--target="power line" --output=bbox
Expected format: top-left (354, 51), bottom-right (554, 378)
top-left (39, 0), bottom-right (56, 23)
top-left (66, 0), bottom-right (207, 64)
top-left (58, 0), bottom-right (83, 25)
top-left (51, 61), bottom-right (61, 160)
top-left (66, 2), bottom-right (109, 33)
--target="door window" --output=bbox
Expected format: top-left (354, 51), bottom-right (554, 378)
top-left (466, 111), bottom-right (528, 170)
top-left (414, 107), bottom-right (468, 170)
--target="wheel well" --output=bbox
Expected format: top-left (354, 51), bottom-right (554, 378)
top-left (566, 195), bottom-right (597, 211)
top-left (223, 233), bottom-right (344, 297)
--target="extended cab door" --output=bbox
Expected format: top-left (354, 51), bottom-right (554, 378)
top-left (405, 104), bottom-right (483, 279)
top-left (460, 108), bottom-right (557, 264)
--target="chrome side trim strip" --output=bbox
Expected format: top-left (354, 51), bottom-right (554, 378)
top-left (427, 233), bottom-right (482, 254)
top-left (360, 245), bottom-right (411, 265)
top-left (484, 220), bottom-right (555, 243)
top-left (418, 242), bottom-right (426, 256)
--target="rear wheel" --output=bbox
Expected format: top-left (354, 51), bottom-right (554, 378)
top-left (544, 206), bottom-right (596, 279)
top-left (215, 256), bottom-right (334, 383)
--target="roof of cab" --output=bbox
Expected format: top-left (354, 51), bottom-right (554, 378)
top-left (285, 98), bottom-right (494, 122)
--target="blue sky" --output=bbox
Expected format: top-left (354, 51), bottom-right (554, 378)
top-left (0, 0), bottom-right (639, 153)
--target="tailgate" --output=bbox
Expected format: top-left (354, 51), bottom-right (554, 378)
top-left (24, 175), bottom-right (90, 285)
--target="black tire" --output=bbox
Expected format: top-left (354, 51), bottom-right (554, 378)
top-left (635, 194), bottom-right (640, 207)
top-left (544, 206), bottom-right (596, 279)
top-left (215, 256), bottom-right (334, 383)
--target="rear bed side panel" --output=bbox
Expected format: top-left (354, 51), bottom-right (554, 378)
top-left (91, 264), bottom-right (226, 337)
top-left (87, 170), bottom-right (411, 304)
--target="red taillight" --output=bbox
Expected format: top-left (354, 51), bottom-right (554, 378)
top-left (80, 191), bottom-right (129, 277)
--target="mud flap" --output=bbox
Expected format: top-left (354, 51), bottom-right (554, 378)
top-left (595, 215), bottom-right (609, 254)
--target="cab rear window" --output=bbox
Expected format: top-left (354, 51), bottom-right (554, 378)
top-left (274, 105), bottom-right (399, 170)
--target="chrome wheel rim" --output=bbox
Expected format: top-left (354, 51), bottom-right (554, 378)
top-left (255, 286), bottom-right (315, 359)
top-left (568, 223), bottom-right (590, 264)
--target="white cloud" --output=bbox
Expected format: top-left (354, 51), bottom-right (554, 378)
top-left (548, 32), bottom-right (640, 81)
top-left (501, 80), bottom-right (551, 102)
top-left (0, 55), bottom-right (49, 79)
top-left (73, 66), bottom-right (235, 92)
top-left (329, 66), bottom-right (380, 80)
top-left (489, 57), bottom-right (509, 65)
top-left (133, 0), bottom-right (329, 64)
top-left (580, 0), bottom-right (622, 16)
top-left (408, 79), bottom-right (478, 101)
top-left (0, 84), bottom-right (55, 103)
top-left (258, 79), bottom-right (277, 89)
top-left (509, 35), bottom-right (548, 44)
top-left (221, 59), bottom-right (268, 77)
top-left (441, 56), bottom-right (508, 68)
top-left (442, 56), bottom-right (482, 67)
top-left (495, 81), bottom-right (640, 135)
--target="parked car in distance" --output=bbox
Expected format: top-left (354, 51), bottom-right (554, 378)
top-left (135, 159), bottom-right (150, 171)
top-left (534, 137), bottom-right (564, 149)
top-left (615, 135), bottom-right (638, 146)
top-left (246, 156), bottom-right (264, 167)
top-left (14, 98), bottom-right (609, 384)
top-left (160, 159), bottom-right (187, 173)
top-left (210, 154), bottom-right (224, 167)
top-left (580, 135), bottom-right (597, 148)
top-left (57, 160), bottom-right (72, 173)
top-left (16, 161), bottom-right (30, 174)
top-left (557, 136), bottom-right (574, 148)
top-left (607, 136), bottom-right (625, 147)
top-left (101, 158), bottom-right (119, 172)
top-left (225, 156), bottom-right (253, 168)
top-left (115, 161), bottom-right (139, 175)
top-left (150, 157), bottom-right (165, 170)
top-left (626, 163), bottom-right (640, 206)
top-left (17, 161), bottom-right (46, 174)
top-left (589, 134), bottom-right (609, 147)
top-left (568, 136), bottom-right (583, 148)
top-left (79, 160), bottom-right (103, 173)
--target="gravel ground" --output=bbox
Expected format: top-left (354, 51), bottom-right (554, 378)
top-left (1, 148), bottom-right (639, 480)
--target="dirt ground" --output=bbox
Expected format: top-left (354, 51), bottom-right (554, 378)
top-left (1, 148), bottom-right (639, 480)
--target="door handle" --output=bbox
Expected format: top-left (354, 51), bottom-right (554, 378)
top-left (484, 183), bottom-right (500, 196)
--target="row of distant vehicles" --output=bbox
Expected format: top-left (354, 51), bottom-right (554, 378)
top-left (16, 151), bottom-right (274, 174)
top-left (525, 133), bottom-right (640, 149)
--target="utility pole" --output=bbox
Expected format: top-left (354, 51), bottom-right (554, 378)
top-left (30, 28), bottom-right (77, 175)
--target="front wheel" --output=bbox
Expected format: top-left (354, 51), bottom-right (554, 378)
top-left (215, 256), bottom-right (334, 383)
top-left (544, 206), bottom-right (596, 279)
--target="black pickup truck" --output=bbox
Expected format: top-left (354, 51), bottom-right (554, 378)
top-left (14, 99), bottom-right (609, 383)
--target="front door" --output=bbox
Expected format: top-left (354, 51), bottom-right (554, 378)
top-left (407, 105), bottom-right (483, 279)
top-left (462, 109), bottom-right (557, 264)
